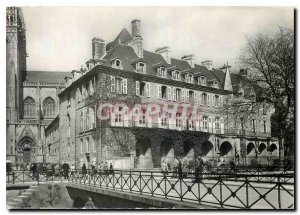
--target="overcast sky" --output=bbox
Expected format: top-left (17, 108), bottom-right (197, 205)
top-left (22, 7), bottom-right (294, 72)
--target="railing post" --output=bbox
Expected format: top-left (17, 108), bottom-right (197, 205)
top-left (219, 176), bottom-right (223, 208)
top-left (121, 170), bottom-right (123, 191)
top-left (151, 172), bottom-right (153, 197)
top-left (139, 171), bottom-right (142, 195)
top-left (129, 170), bottom-right (132, 193)
top-left (278, 176), bottom-right (281, 209)
top-left (23, 170), bottom-right (25, 184)
top-left (164, 173), bottom-right (167, 199)
top-left (180, 176), bottom-right (183, 201)
top-left (246, 176), bottom-right (249, 208)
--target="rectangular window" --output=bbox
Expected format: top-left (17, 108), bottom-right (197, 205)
top-left (167, 87), bottom-right (172, 100)
top-left (80, 138), bottom-right (83, 153)
top-left (116, 78), bottom-right (122, 94)
top-left (202, 93), bottom-right (207, 106)
top-left (110, 76), bottom-right (115, 92)
top-left (215, 95), bottom-right (219, 107)
top-left (146, 83), bottom-right (150, 97)
top-left (86, 137), bottom-right (90, 152)
top-left (252, 119), bottom-right (256, 133)
top-left (175, 88), bottom-right (181, 101)
top-left (176, 113), bottom-right (182, 127)
top-left (207, 94), bottom-right (211, 106)
top-left (203, 116), bottom-right (208, 130)
top-left (158, 85), bottom-right (162, 99)
top-left (122, 79), bottom-right (127, 94)
top-left (212, 94), bottom-right (215, 106)
top-left (215, 117), bottom-right (220, 129)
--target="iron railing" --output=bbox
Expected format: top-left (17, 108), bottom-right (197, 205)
top-left (6, 169), bottom-right (294, 209)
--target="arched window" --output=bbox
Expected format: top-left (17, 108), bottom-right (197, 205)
top-left (43, 97), bottom-right (55, 117)
top-left (24, 97), bottom-right (36, 117)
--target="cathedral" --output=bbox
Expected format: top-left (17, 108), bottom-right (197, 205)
top-left (6, 7), bottom-right (70, 163)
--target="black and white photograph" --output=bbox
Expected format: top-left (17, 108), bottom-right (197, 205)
top-left (5, 5), bottom-right (295, 210)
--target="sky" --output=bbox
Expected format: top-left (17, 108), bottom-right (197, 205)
top-left (22, 7), bottom-right (294, 72)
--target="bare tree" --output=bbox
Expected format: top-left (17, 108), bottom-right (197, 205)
top-left (238, 27), bottom-right (294, 162)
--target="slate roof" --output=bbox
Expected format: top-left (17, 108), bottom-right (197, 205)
top-left (25, 71), bottom-right (71, 84)
top-left (106, 28), bottom-right (133, 51)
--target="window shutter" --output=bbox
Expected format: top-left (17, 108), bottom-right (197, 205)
top-left (158, 84), bottom-right (162, 99)
top-left (207, 94), bottom-right (211, 106)
top-left (122, 79), bottom-right (127, 94)
top-left (220, 96), bottom-right (223, 107)
top-left (136, 81), bottom-right (140, 96)
top-left (199, 92), bottom-right (202, 105)
top-left (212, 94), bottom-right (215, 106)
top-left (186, 90), bottom-right (190, 103)
top-left (173, 88), bottom-right (176, 101)
top-left (194, 91), bottom-right (198, 104)
top-left (146, 83), bottom-right (150, 97)
top-left (167, 87), bottom-right (171, 100)
top-left (182, 89), bottom-right (186, 102)
top-left (110, 76), bottom-right (115, 92)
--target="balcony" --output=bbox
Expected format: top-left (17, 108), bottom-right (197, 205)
top-left (99, 119), bottom-right (223, 134)
top-left (224, 129), bottom-right (271, 137)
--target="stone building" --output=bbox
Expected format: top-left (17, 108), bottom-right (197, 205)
top-left (6, 7), bottom-right (280, 168)
top-left (6, 7), bottom-right (70, 163)
top-left (52, 19), bottom-right (280, 169)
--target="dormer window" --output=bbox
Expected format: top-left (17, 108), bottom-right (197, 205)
top-left (212, 80), bottom-right (219, 88)
top-left (112, 58), bottom-right (122, 69)
top-left (198, 76), bottom-right (206, 86)
top-left (172, 70), bottom-right (180, 80)
top-left (136, 62), bottom-right (146, 73)
top-left (185, 73), bottom-right (193, 83)
top-left (157, 67), bottom-right (167, 78)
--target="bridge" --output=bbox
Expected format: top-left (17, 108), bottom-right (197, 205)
top-left (6, 168), bottom-right (294, 209)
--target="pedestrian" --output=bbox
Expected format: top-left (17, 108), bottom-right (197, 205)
top-left (46, 163), bottom-right (52, 179)
top-left (178, 159), bottom-right (183, 179)
top-left (172, 158), bottom-right (179, 178)
top-left (32, 163), bottom-right (37, 180)
top-left (105, 162), bottom-right (109, 175)
top-left (230, 159), bottom-right (235, 172)
top-left (109, 163), bottom-right (114, 174)
top-left (16, 162), bottom-right (19, 170)
top-left (161, 159), bottom-right (168, 176)
top-left (55, 163), bottom-right (60, 177)
top-left (82, 164), bottom-right (87, 178)
top-left (20, 163), bottom-right (24, 171)
top-left (62, 163), bottom-right (69, 179)
top-left (70, 164), bottom-right (75, 178)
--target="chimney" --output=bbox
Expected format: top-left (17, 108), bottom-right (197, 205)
top-left (128, 19), bottom-right (143, 58)
top-left (155, 47), bottom-right (171, 64)
top-left (182, 55), bottom-right (195, 68)
top-left (202, 60), bottom-right (212, 70)
top-left (131, 19), bottom-right (141, 37)
top-left (92, 37), bottom-right (106, 59)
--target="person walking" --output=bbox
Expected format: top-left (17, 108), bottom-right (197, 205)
top-left (70, 164), bottom-right (75, 178)
top-left (172, 158), bottom-right (179, 178)
top-left (46, 163), bottom-right (52, 180)
top-left (178, 159), bottom-right (183, 179)
top-left (104, 162), bottom-right (109, 175)
top-left (82, 164), bottom-right (87, 179)
top-left (32, 163), bottom-right (37, 180)
top-left (109, 163), bottom-right (114, 174)
top-left (161, 159), bottom-right (168, 176)
top-left (63, 163), bottom-right (70, 179)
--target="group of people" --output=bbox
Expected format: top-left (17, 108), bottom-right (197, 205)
top-left (161, 156), bottom-right (204, 182)
top-left (81, 162), bottom-right (114, 177)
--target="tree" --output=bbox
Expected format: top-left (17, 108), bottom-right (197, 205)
top-left (238, 27), bottom-right (295, 163)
